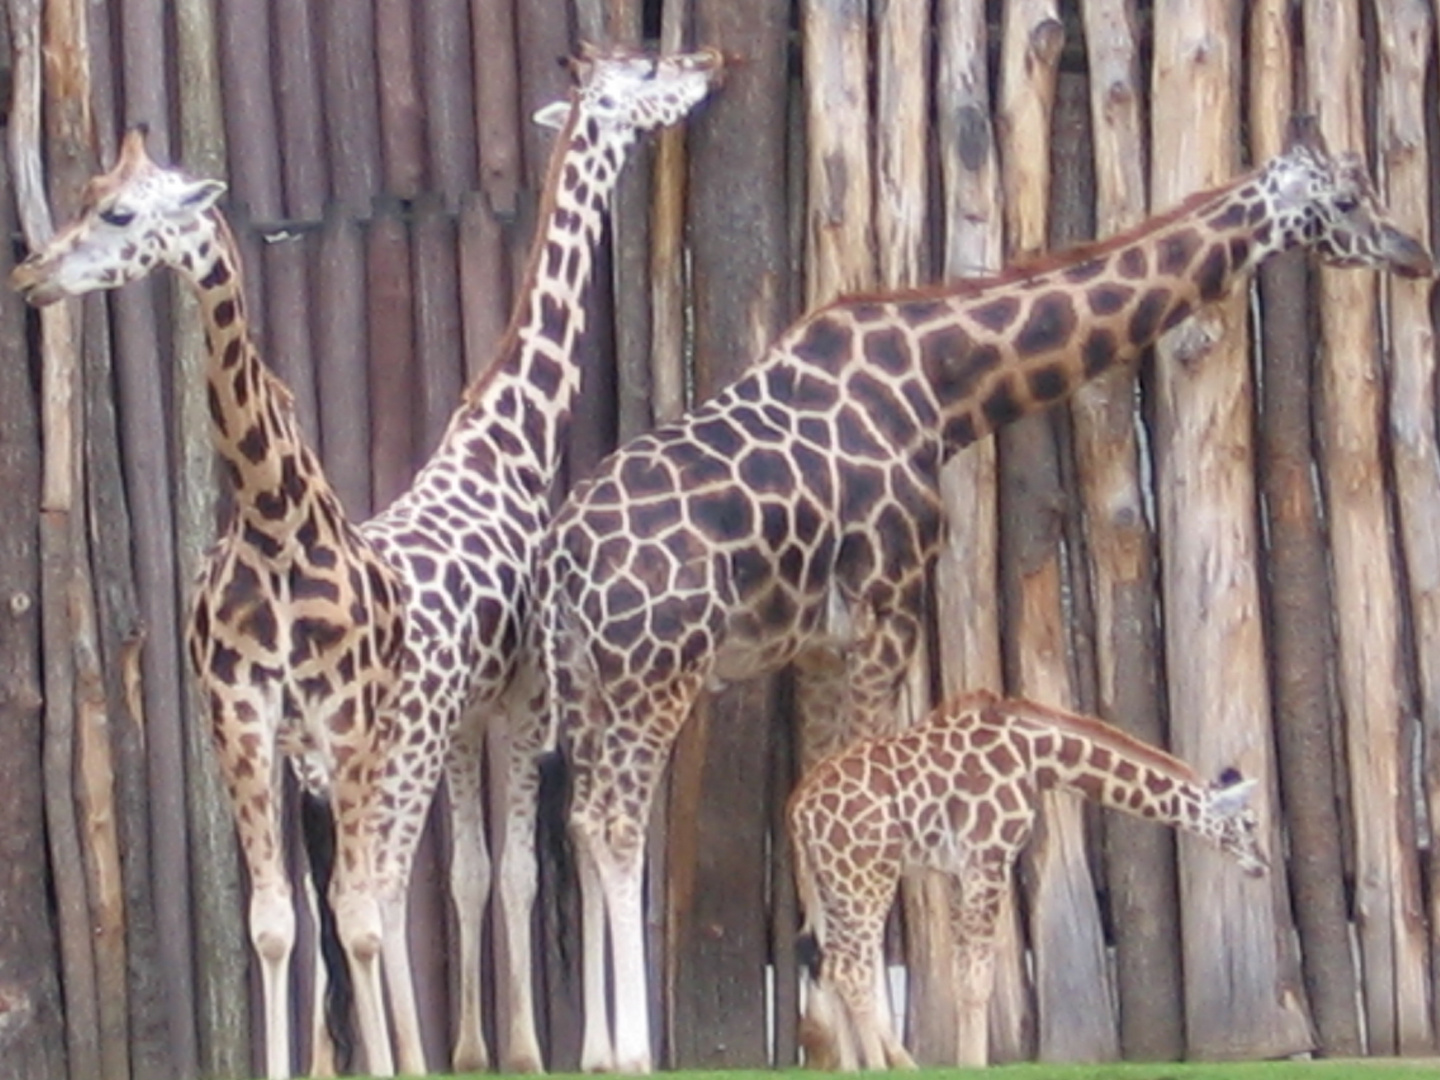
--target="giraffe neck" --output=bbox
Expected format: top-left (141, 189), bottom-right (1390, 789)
top-left (444, 109), bottom-right (639, 497)
top-left (185, 212), bottom-right (341, 543)
top-left (813, 162), bottom-right (1291, 461)
top-left (1008, 700), bottom-right (1211, 831)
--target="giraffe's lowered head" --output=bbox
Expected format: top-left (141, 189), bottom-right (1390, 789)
top-left (12, 126), bottom-right (227, 307)
top-left (1261, 118), bottom-right (1433, 279)
top-left (1202, 767), bottom-right (1268, 878)
top-left (532, 43), bottom-right (724, 144)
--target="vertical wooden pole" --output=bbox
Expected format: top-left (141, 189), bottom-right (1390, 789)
top-left (665, 0), bottom-right (792, 1066)
top-left (1374, 1), bottom-right (1440, 1047)
top-left (1074, 0), bottom-right (1183, 1060)
top-left (997, 4), bottom-right (1117, 1063)
top-left (930, 0), bottom-right (1029, 1063)
top-left (1304, 0), bottom-right (1433, 1055)
top-left (1152, 0), bottom-right (1312, 1057)
top-left (1249, 1), bottom-right (1362, 1057)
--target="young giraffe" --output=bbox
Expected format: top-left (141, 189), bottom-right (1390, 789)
top-left (11, 47), bottom-right (723, 1078)
top-left (14, 129), bottom-right (406, 1077)
top-left (359, 45), bottom-right (722, 1073)
top-left (532, 128), bottom-right (1432, 1071)
top-left (789, 688), bottom-right (1267, 1071)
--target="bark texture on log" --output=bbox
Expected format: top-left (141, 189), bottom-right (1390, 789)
top-left (1305, 0), bottom-right (1432, 1055)
top-left (1152, 0), bottom-right (1311, 1058)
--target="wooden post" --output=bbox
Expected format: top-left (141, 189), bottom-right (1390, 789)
top-left (930, 0), bottom-right (1030, 1063)
top-left (1374, 1), bottom-right (1440, 1047)
top-left (1304, 0), bottom-right (1434, 1055)
top-left (664, 0), bottom-right (792, 1065)
top-left (997, 5), bottom-right (1117, 1063)
top-left (176, 1), bottom-right (252, 1072)
top-left (0, 62), bottom-right (67, 1077)
top-left (1074, 0), bottom-right (1183, 1060)
top-left (1151, 0), bottom-right (1311, 1057)
top-left (1248, 1), bottom-right (1362, 1056)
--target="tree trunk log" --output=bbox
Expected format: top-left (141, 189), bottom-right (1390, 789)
top-left (999, 10), bottom-right (1117, 1062)
top-left (1248, 0), bottom-right (1362, 1057)
top-left (1073, 0), bottom-right (1184, 1060)
top-left (0, 92), bottom-right (67, 1080)
top-left (1151, 0), bottom-right (1312, 1058)
top-left (930, 0), bottom-right (1030, 1063)
top-left (1304, 0), bottom-right (1433, 1055)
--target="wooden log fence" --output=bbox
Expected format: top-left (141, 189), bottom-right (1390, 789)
top-left (4, 1), bottom-right (1440, 1076)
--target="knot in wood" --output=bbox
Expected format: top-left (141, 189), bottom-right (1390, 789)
top-left (8, 591), bottom-right (31, 617)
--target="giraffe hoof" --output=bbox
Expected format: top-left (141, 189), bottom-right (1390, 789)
top-left (503, 1050), bottom-right (545, 1074)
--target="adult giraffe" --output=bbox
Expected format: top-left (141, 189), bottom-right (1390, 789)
top-left (532, 127), bottom-right (1432, 1072)
top-left (15, 128), bottom-right (405, 1078)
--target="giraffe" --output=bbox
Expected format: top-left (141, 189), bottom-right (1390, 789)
top-left (532, 126), bottom-right (1433, 1071)
top-left (358, 45), bottom-right (723, 1073)
top-left (13, 128), bottom-right (407, 1078)
top-left (788, 688), bottom-right (1267, 1071)
top-left (11, 45), bottom-right (723, 1079)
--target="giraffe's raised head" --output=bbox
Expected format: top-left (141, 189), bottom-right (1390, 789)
top-left (1264, 125), bottom-right (1433, 279)
top-left (532, 44), bottom-right (723, 140)
top-left (1204, 770), bottom-right (1268, 878)
top-left (12, 127), bottom-right (228, 307)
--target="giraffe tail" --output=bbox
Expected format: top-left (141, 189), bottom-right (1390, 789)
top-left (536, 747), bottom-right (577, 975)
top-left (299, 788), bottom-right (356, 1071)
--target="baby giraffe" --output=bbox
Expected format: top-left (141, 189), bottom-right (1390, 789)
top-left (788, 689), bottom-right (1268, 1070)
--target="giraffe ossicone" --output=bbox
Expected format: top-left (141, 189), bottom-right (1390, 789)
top-left (534, 126), bottom-right (1429, 1073)
top-left (788, 689), bottom-right (1267, 1070)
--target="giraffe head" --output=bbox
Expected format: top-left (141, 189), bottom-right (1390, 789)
top-left (1261, 121), bottom-right (1432, 278)
top-left (532, 44), bottom-right (724, 144)
top-left (1201, 768), bottom-right (1268, 878)
top-left (12, 126), bottom-right (227, 307)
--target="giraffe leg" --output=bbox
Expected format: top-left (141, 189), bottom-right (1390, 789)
top-left (371, 701), bottom-right (448, 1079)
top-left (447, 713), bottom-right (494, 1073)
top-left (328, 749), bottom-right (394, 1077)
top-left (572, 823), bottom-right (616, 1071)
top-left (947, 862), bottom-right (1006, 1068)
top-left (208, 694), bottom-right (295, 1079)
top-left (494, 692), bottom-right (547, 1073)
top-left (592, 833), bottom-right (650, 1073)
top-left (303, 868), bottom-right (336, 1078)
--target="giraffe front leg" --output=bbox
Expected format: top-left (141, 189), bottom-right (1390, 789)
top-left (209, 694), bottom-right (295, 1079)
top-left (446, 714), bottom-right (494, 1073)
top-left (328, 755), bottom-right (394, 1077)
top-left (948, 862), bottom-right (1007, 1068)
top-left (493, 697), bottom-right (547, 1073)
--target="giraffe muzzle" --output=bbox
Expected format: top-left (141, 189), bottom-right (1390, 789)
top-left (11, 256), bottom-right (67, 307)
top-left (1380, 226), bottom-right (1435, 279)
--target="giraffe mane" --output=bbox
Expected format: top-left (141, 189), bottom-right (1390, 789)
top-left (1000, 695), bottom-right (1207, 785)
top-left (825, 173), bottom-right (1250, 312)
top-left (460, 87), bottom-right (584, 410)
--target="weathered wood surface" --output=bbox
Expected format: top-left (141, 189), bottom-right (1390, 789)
top-left (928, 0), bottom-right (1026, 1064)
top-left (1305, 0), bottom-right (1432, 1055)
top-left (1374, 1), bottom-right (1440, 1046)
top-left (1074, 0), bottom-right (1182, 1060)
top-left (1151, 0), bottom-right (1311, 1058)
top-left (1248, 0), bottom-right (1360, 1057)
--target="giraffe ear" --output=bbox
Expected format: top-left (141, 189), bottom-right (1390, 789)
top-left (179, 178), bottom-right (227, 211)
top-left (532, 101), bottom-right (572, 131)
top-left (1209, 775), bottom-right (1257, 816)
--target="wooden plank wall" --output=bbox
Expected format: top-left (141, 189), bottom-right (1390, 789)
top-left (3, 1), bottom-right (1440, 1076)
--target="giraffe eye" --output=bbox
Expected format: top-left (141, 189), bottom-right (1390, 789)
top-left (1334, 194), bottom-right (1359, 214)
top-left (100, 207), bottom-right (136, 227)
